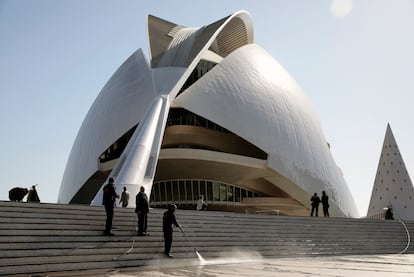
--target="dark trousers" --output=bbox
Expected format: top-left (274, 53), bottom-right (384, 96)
top-left (164, 231), bottom-right (173, 254)
top-left (323, 205), bottom-right (329, 217)
top-left (138, 213), bottom-right (148, 234)
top-left (311, 205), bottom-right (319, 216)
top-left (105, 204), bottom-right (114, 233)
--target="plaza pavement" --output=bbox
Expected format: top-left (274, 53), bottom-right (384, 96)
top-left (104, 253), bottom-right (414, 277)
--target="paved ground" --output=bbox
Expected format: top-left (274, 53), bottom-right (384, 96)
top-left (104, 253), bottom-right (414, 277)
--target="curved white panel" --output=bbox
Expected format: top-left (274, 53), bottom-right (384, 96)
top-left (174, 44), bottom-right (359, 217)
top-left (58, 49), bottom-right (155, 203)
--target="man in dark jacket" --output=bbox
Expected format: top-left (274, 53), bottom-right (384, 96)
top-left (321, 191), bottom-right (329, 217)
top-left (135, 186), bottom-right (149, 236)
top-left (163, 204), bottom-right (180, 258)
top-left (102, 177), bottom-right (119, 236)
top-left (310, 192), bottom-right (320, 217)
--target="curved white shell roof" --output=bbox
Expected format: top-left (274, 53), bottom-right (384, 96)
top-left (59, 10), bottom-right (358, 217)
top-left (174, 44), bottom-right (358, 217)
top-left (58, 49), bottom-right (155, 203)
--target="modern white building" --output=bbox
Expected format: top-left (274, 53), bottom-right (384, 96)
top-left (58, 11), bottom-right (359, 217)
top-left (367, 124), bottom-right (414, 220)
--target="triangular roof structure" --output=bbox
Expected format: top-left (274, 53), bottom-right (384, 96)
top-left (367, 124), bottom-right (414, 220)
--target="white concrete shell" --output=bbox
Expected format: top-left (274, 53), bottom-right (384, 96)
top-left (58, 49), bottom-right (155, 203)
top-left (58, 11), bottom-right (358, 217)
top-left (174, 44), bottom-right (358, 217)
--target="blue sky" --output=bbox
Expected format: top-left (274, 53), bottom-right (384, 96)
top-left (0, 0), bottom-right (413, 216)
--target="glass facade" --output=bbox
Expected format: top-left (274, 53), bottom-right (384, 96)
top-left (164, 107), bottom-right (268, 159)
top-left (179, 59), bottom-right (217, 95)
top-left (150, 179), bottom-right (264, 207)
top-left (99, 125), bottom-right (137, 163)
top-left (166, 108), bottom-right (230, 134)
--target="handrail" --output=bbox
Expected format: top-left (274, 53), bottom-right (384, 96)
top-left (397, 218), bottom-right (411, 254)
top-left (365, 209), bottom-right (411, 254)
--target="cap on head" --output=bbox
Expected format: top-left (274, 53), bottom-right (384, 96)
top-left (109, 177), bottom-right (114, 183)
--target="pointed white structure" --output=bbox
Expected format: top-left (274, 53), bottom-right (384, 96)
top-left (367, 124), bottom-right (414, 220)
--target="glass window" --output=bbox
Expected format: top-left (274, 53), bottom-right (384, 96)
top-left (159, 183), bottom-right (163, 202)
top-left (153, 179), bottom-right (259, 206)
top-left (213, 182), bottom-right (220, 201)
top-left (166, 181), bottom-right (172, 201)
top-left (220, 183), bottom-right (226, 201)
top-left (160, 182), bottom-right (166, 202)
top-left (172, 181), bottom-right (179, 201)
top-left (153, 183), bottom-right (159, 202)
top-left (206, 181), bottom-right (213, 201)
top-left (182, 114), bottom-right (191, 125)
top-left (193, 180), bottom-right (199, 201)
top-left (242, 189), bottom-right (247, 199)
top-left (186, 181), bottom-right (192, 201)
top-left (150, 185), bottom-right (155, 202)
top-left (227, 185), bottom-right (234, 202)
top-left (235, 187), bottom-right (241, 202)
top-left (200, 181), bottom-right (207, 200)
top-left (179, 180), bottom-right (186, 201)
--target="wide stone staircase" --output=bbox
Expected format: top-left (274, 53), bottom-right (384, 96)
top-left (0, 200), bottom-right (413, 276)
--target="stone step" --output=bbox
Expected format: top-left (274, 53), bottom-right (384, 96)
top-left (0, 212), bottom-right (404, 229)
top-left (0, 200), bottom-right (412, 276)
